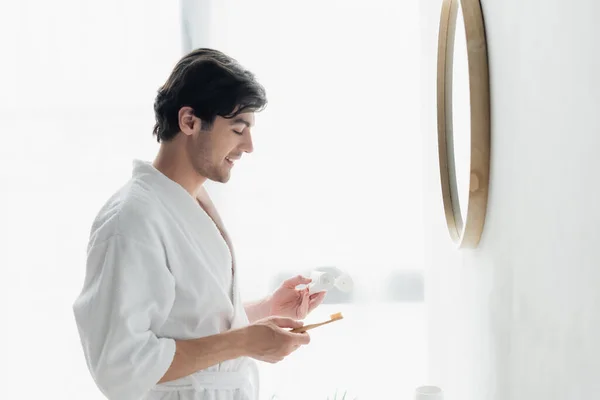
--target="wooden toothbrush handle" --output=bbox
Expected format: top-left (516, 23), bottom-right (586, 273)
top-left (290, 319), bottom-right (337, 333)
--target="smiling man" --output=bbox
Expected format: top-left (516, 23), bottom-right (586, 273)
top-left (72, 48), bottom-right (326, 400)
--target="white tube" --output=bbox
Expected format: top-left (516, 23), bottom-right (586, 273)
top-left (307, 271), bottom-right (335, 294)
top-left (415, 386), bottom-right (443, 400)
top-left (334, 273), bottom-right (354, 293)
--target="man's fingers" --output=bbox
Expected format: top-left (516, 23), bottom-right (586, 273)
top-left (283, 275), bottom-right (312, 288)
top-left (308, 291), bottom-right (326, 311)
top-left (289, 331), bottom-right (311, 345)
top-left (297, 290), bottom-right (310, 319)
top-left (309, 291), bottom-right (326, 300)
top-left (271, 317), bottom-right (304, 329)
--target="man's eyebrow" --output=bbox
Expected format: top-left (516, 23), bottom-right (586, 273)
top-left (230, 118), bottom-right (252, 128)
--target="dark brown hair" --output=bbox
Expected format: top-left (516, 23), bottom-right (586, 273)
top-left (152, 48), bottom-right (267, 142)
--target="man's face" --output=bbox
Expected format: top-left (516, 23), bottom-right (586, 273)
top-left (185, 111), bottom-right (255, 183)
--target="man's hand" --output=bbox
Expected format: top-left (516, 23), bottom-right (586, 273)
top-left (269, 275), bottom-right (326, 320)
top-left (243, 317), bottom-right (311, 363)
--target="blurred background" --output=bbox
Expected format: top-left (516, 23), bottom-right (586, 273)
top-left (0, 1), bottom-right (426, 399)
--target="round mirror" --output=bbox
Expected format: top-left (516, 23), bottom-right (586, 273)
top-left (450, 2), bottom-right (471, 230)
top-left (436, 0), bottom-right (491, 248)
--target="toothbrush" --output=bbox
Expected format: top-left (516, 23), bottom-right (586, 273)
top-left (290, 312), bottom-right (344, 333)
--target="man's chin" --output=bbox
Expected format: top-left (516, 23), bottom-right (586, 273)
top-left (209, 173), bottom-right (231, 184)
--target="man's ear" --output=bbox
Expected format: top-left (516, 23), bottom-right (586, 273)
top-left (178, 107), bottom-right (197, 136)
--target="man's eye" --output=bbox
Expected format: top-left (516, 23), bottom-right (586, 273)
top-left (233, 130), bottom-right (243, 135)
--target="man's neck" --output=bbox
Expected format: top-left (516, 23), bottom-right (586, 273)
top-left (153, 142), bottom-right (206, 198)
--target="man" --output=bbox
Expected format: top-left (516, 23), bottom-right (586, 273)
top-left (72, 48), bottom-right (326, 400)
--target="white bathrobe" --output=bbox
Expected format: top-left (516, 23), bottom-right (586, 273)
top-left (72, 160), bottom-right (259, 400)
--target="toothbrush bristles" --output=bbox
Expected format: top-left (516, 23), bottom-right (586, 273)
top-left (330, 312), bottom-right (343, 320)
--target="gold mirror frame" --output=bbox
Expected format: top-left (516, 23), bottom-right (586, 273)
top-left (437, 0), bottom-right (491, 248)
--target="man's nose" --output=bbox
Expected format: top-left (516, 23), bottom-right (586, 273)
top-left (242, 132), bottom-right (254, 153)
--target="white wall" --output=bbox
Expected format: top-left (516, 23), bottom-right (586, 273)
top-left (0, 1), bottom-right (181, 397)
top-left (420, 0), bottom-right (600, 399)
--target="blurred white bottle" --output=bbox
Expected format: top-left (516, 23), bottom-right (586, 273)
top-left (415, 386), bottom-right (443, 400)
top-left (334, 273), bottom-right (354, 293)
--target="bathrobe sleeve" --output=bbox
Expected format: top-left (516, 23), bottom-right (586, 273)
top-left (72, 234), bottom-right (177, 400)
